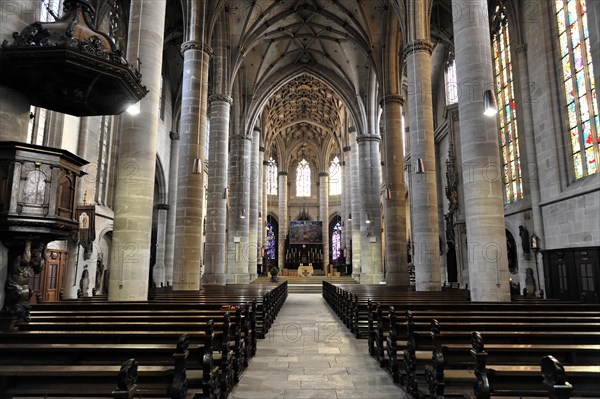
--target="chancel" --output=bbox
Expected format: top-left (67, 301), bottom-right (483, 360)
top-left (0, 0), bottom-right (599, 397)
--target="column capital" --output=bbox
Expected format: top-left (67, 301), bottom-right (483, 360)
top-left (515, 44), bottom-right (528, 54)
top-left (208, 94), bottom-right (233, 105)
top-left (403, 40), bottom-right (433, 57)
top-left (379, 95), bottom-right (405, 107)
top-left (181, 40), bottom-right (213, 56)
top-left (263, 160), bottom-right (270, 166)
top-left (356, 134), bottom-right (381, 144)
top-left (169, 131), bottom-right (180, 140)
top-left (278, 171), bottom-right (288, 176)
top-left (348, 126), bottom-right (357, 134)
top-left (156, 203), bottom-right (170, 210)
top-left (318, 172), bottom-right (329, 177)
top-left (259, 146), bottom-right (266, 152)
top-left (343, 146), bottom-right (351, 152)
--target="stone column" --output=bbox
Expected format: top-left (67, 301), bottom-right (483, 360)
top-left (172, 40), bottom-right (211, 290)
top-left (357, 134), bottom-right (384, 284)
top-left (108, 0), bottom-right (166, 301)
top-left (451, 0), bottom-right (510, 301)
top-left (0, 0), bottom-right (38, 142)
top-left (319, 172), bottom-right (330, 271)
top-left (248, 128), bottom-right (261, 282)
top-left (226, 135), bottom-right (251, 284)
top-left (63, 117), bottom-right (100, 299)
top-left (381, 95), bottom-right (409, 286)
top-left (203, 95), bottom-right (231, 285)
top-left (151, 204), bottom-right (168, 287)
top-left (342, 149), bottom-right (352, 271)
top-left (262, 157), bottom-right (269, 273)
top-left (405, 39), bottom-right (442, 291)
top-left (349, 130), bottom-right (361, 280)
top-left (515, 45), bottom-right (546, 294)
top-left (277, 172), bottom-right (288, 272)
top-left (257, 147), bottom-right (266, 274)
top-left (164, 131), bottom-right (180, 286)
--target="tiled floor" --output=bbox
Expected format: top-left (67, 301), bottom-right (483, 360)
top-left (229, 293), bottom-right (407, 399)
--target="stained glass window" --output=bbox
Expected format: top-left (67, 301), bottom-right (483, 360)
top-left (329, 156), bottom-right (342, 195)
top-left (556, 0), bottom-right (599, 179)
top-left (267, 157), bottom-right (278, 195)
top-left (331, 222), bottom-right (342, 261)
top-left (445, 59), bottom-right (458, 104)
top-left (266, 223), bottom-right (276, 260)
top-left (492, 4), bottom-right (523, 203)
top-left (296, 159), bottom-right (311, 197)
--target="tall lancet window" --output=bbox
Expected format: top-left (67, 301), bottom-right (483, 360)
top-left (267, 156), bottom-right (278, 195)
top-left (296, 159), bottom-right (311, 197)
top-left (445, 58), bottom-right (458, 105)
top-left (266, 223), bottom-right (276, 260)
top-left (331, 221), bottom-right (342, 261)
top-left (329, 156), bottom-right (342, 195)
top-left (492, 4), bottom-right (523, 203)
top-left (556, 0), bottom-right (598, 179)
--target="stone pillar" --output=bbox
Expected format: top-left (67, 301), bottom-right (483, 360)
top-left (349, 130), bottom-right (361, 280)
top-left (451, 0), bottom-right (510, 301)
top-left (164, 131), bottom-right (180, 286)
top-left (202, 95), bottom-right (231, 285)
top-left (405, 39), bottom-right (442, 291)
top-left (248, 128), bottom-right (261, 282)
top-left (172, 40), bottom-right (211, 290)
top-left (262, 157), bottom-right (269, 273)
top-left (381, 95), bottom-right (409, 286)
top-left (319, 172), bottom-right (330, 271)
top-left (0, 0), bottom-right (38, 142)
top-left (257, 147), bottom-right (266, 274)
top-left (277, 172), bottom-right (288, 272)
top-left (63, 117), bottom-right (100, 299)
top-left (342, 150), bottom-right (352, 271)
top-left (108, 0), bottom-right (166, 301)
top-left (226, 135), bottom-right (251, 284)
top-left (357, 134), bottom-right (384, 284)
top-left (515, 45), bottom-right (546, 294)
top-left (152, 204), bottom-right (168, 287)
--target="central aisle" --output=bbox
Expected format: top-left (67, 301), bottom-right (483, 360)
top-left (229, 293), bottom-right (407, 399)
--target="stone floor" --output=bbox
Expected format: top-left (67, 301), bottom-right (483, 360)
top-left (229, 293), bottom-right (407, 399)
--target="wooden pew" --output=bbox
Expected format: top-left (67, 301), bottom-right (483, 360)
top-left (0, 333), bottom-right (218, 399)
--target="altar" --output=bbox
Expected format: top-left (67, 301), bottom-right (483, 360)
top-left (297, 264), bottom-right (314, 277)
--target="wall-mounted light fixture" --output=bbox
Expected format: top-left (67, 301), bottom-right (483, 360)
top-left (416, 158), bottom-right (425, 174)
top-left (365, 213), bottom-right (372, 224)
top-left (347, 212), bottom-right (352, 221)
top-left (126, 101), bottom-right (141, 115)
top-left (193, 158), bottom-right (202, 174)
top-left (240, 208), bottom-right (246, 219)
top-left (483, 89), bottom-right (498, 116)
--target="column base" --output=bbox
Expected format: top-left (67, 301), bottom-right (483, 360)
top-left (385, 272), bottom-right (411, 286)
top-left (470, 289), bottom-right (511, 302)
top-left (201, 273), bottom-right (227, 286)
top-left (248, 273), bottom-right (258, 282)
top-left (415, 281), bottom-right (442, 292)
top-left (152, 263), bottom-right (166, 287)
top-left (352, 273), bottom-right (361, 282)
top-left (226, 274), bottom-right (250, 284)
top-left (360, 273), bottom-right (384, 284)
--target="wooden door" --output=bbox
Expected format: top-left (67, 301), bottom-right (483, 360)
top-left (574, 249), bottom-right (599, 303)
top-left (42, 250), bottom-right (67, 302)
